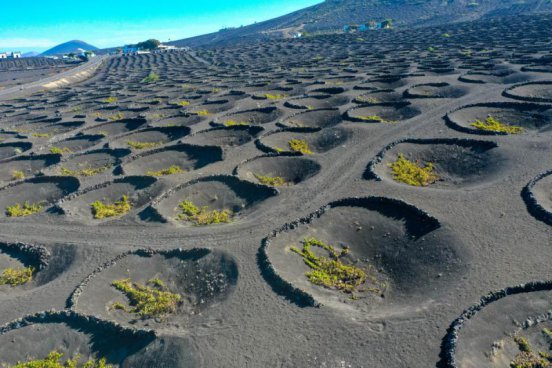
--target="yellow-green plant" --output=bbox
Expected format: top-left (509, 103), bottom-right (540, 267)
top-left (50, 147), bottom-right (73, 155)
top-left (103, 96), bottom-right (118, 104)
top-left (470, 116), bottom-right (524, 134)
top-left (31, 133), bottom-right (51, 138)
top-left (288, 139), bottom-right (313, 154)
top-left (388, 154), bottom-right (439, 186)
top-left (254, 174), bottom-right (287, 186)
top-left (355, 115), bottom-right (396, 123)
top-left (9, 350), bottom-right (112, 368)
top-left (141, 72), bottom-right (160, 83)
top-left (194, 109), bottom-right (210, 117)
top-left (127, 141), bottom-right (162, 150)
top-left (510, 335), bottom-right (552, 368)
top-left (177, 200), bottom-right (232, 225)
top-left (11, 170), bottom-right (25, 180)
top-left (108, 112), bottom-right (125, 121)
top-left (110, 277), bottom-right (181, 318)
top-left (290, 237), bottom-right (382, 295)
top-left (264, 93), bottom-right (287, 100)
top-left (0, 266), bottom-right (34, 286)
top-left (223, 120), bottom-right (249, 127)
top-left (90, 195), bottom-right (131, 219)
top-left (60, 165), bottom-right (110, 177)
top-left (146, 165), bottom-right (185, 177)
top-left (6, 201), bottom-right (44, 217)
top-left (176, 100), bottom-right (190, 107)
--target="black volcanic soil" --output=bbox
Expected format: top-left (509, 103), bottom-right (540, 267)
top-left (0, 12), bottom-right (551, 368)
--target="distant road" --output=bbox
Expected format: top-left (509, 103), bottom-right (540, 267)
top-left (0, 55), bottom-right (108, 101)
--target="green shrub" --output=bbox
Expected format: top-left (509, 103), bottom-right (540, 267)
top-left (223, 120), bottom-right (249, 127)
top-left (388, 154), bottom-right (439, 186)
top-left (103, 97), bottom-right (118, 104)
top-left (288, 139), bottom-right (313, 154)
top-left (141, 72), bottom-right (160, 84)
top-left (110, 277), bottom-right (181, 318)
top-left (509, 335), bottom-right (552, 368)
top-left (9, 350), bottom-right (112, 368)
top-left (254, 174), bottom-right (287, 186)
top-left (6, 201), bottom-right (44, 217)
top-left (470, 116), bottom-right (524, 134)
top-left (90, 196), bottom-right (131, 219)
top-left (108, 112), bottom-right (125, 121)
top-left (127, 141), bottom-right (162, 150)
top-left (50, 147), bottom-right (73, 155)
top-left (264, 93), bottom-right (287, 100)
top-left (146, 165), bottom-right (185, 177)
top-left (60, 165), bottom-right (110, 177)
top-left (0, 266), bottom-right (34, 286)
top-left (177, 200), bottom-right (232, 225)
top-left (290, 237), bottom-right (382, 295)
top-left (11, 170), bottom-right (25, 180)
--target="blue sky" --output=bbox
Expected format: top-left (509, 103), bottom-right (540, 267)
top-left (0, 0), bottom-right (322, 53)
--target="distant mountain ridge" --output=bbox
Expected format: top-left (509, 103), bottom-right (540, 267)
top-left (169, 0), bottom-right (552, 47)
top-left (41, 40), bottom-right (98, 56)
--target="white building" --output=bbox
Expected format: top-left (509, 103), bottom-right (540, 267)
top-left (10, 52), bottom-right (21, 58)
top-left (0, 53), bottom-right (7, 59)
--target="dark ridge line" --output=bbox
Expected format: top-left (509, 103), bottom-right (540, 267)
top-left (0, 241), bottom-right (50, 271)
top-left (521, 169), bottom-right (552, 226)
top-left (0, 310), bottom-right (155, 342)
top-left (363, 137), bottom-right (499, 181)
top-left (503, 81), bottom-right (552, 103)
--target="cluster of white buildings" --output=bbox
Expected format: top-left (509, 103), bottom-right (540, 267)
top-left (0, 51), bottom-right (22, 59)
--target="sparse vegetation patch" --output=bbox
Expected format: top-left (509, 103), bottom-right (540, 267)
top-left (110, 277), bottom-right (181, 319)
top-left (6, 350), bottom-right (112, 368)
top-left (60, 165), bottom-right (110, 177)
top-left (50, 147), bottom-right (73, 155)
top-left (388, 154), bottom-right (439, 186)
top-left (127, 141), bottom-right (163, 150)
top-left (6, 201), bottom-right (44, 217)
top-left (0, 266), bottom-right (34, 286)
top-left (254, 174), bottom-right (288, 186)
top-left (90, 195), bottom-right (131, 219)
top-left (290, 237), bottom-right (383, 296)
top-left (141, 72), bottom-right (160, 84)
top-left (470, 116), bottom-right (524, 134)
top-left (146, 165), bottom-right (185, 176)
top-left (177, 200), bottom-right (232, 225)
top-left (11, 170), bottom-right (25, 180)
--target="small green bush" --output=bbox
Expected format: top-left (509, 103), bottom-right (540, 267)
top-left (60, 165), bottom-right (110, 177)
top-left (177, 200), bottom-right (232, 225)
top-left (50, 147), bottom-right (73, 155)
top-left (223, 120), bottom-right (249, 127)
top-left (146, 165), bottom-right (185, 177)
top-left (290, 237), bottom-right (382, 295)
top-left (11, 170), bottom-right (25, 180)
top-left (127, 141), bottom-right (162, 150)
top-left (90, 196), bottom-right (131, 219)
top-left (110, 277), bottom-right (181, 319)
top-left (510, 335), bottom-right (552, 368)
top-left (470, 116), bottom-right (524, 134)
top-left (388, 154), bottom-right (439, 186)
top-left (103, 96), bottom-right (118, 104)
top-left (254, 174), bottom-right (287, 186)
top-left (6, 201), bottom-right (44, 217)
top-left (288, 139), bottom-right (313, 154)
top-left (141, 72), bottom-right (160, 84)
top-left (9, 350), bottom-right (112, 368)
top-left (0, 266), bottom-right (34, 286)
